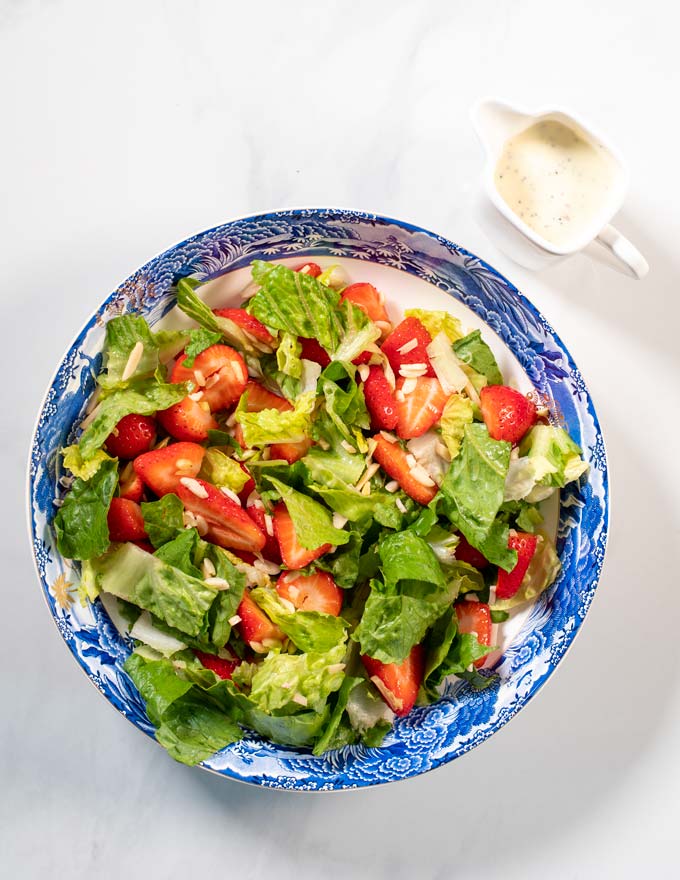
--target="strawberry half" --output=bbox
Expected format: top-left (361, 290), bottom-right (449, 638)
top-left (176, 478), bottom-right (266, 553)
top-left (276, 570), bottom-right (343, 616)
top-left (381, 317), bottom-right (435, 377)
top-left (496, 532), bottom-right (538, 599)
top-left (133, 442), bottom-right (205, 497)
top-left (272, 502), bottom-right (332, 569)
top-left (363, 366), bottom-right (398, 431)
top-left (105, 413), bottom-right (157, 459)
top-left (194, 650), bottom-right (239, 681)
top-left (479, 385), bottom-right (537, 444)
top-left (237, 592), bottom-right (286, 653)
top-left (246, 495), bottom-right (281, 563)
top-left (213, 308), bottom-right (276, 346)
top-left (454, 534), bottom-right (489, 569)
top-left (269, 438), bottom-right (312, 464)
top-left (237, 461), bottom-right (256, 504)
top-left (157, 396), bottom-right (217, 442)
top-left (372, 434), bottom-right (437, 505)
top-left (171, 344), bottom-right (248, 412)
top-left (119, 461), bottom-right (144, 502)
top-left (241, 380), bottom-right (292, 414)
top-left (341, 282), bottom-right (390, 325)
top-left (107, 497), bottom-right (148, 542)
top-left (293, 261), bottom-right (322, 278)
top-left (299, 337), bottom-right (331, 367)
top-left (395, 376), bottom-right (448, 440)
top-left (455, 601), bottom-right (493, 668)
top-left (362, 644), bottom-right (425, 717)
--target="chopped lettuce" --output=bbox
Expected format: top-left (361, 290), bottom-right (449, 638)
top-left (452, 329), bottom-right (503, 385)
top-left (276, 331), bottom-right (303, 379)
top-left (426, 332), bottom-right (469, 394)
top-left (312, 676), bottom-right (362, 755)
top-left (519, 425), bottom-right (589, 490)
top-left (317, 362), bottom-right (370, 443)
top-left (99, 315), bottom-right (159, 390)
top-left (61, 445), bottom-right (113, 481)
top-left (404, 308), bottom-right (463, 342)
top-left (154, 528), bottom-right (202, 579)
top-left (345, 679), bottom-right (394, 739)
top-left (439, 394), bottom-right (474, 459)
top-left (54, 458), bottom-right (118, 560)
top-left (249, 261), bottom-right (380, 362)
top-left (423, 609), bottom-right (495, 695)
top-left (265, 476), bottom-right (350, 549)
top-left (198, 448), bottom-right (250, 493)
top-left (250, 586), bottom-right (347, 653)
top-left (234, 389), bottom-right (315, 448)
top-left (141, 494), bottom-right (185, 548)
top-left (182, 328), bottom-right (222, 367)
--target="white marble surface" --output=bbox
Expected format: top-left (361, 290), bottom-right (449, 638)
top-left (3, 0), bottom-right (680, 876)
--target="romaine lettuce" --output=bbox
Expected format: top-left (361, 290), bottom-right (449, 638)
top-left (404, 308), bottom-right (463, 342)
top-left (141, 494), bottom-right (185, 548)
top-left (452, 329), bottom-right (503, 385)
top-left (265, 476), bottom-right (350, 549)
top-left (439, 394), bottom-right (474, 459)
top-left (198, 448), bottom-right (251, 493)
top-left (234, 389), bottom-right (315, 448)
top-left (250, 586), bottom-right (347, 653)
top-left (54, 458), bottom-right (118, 560)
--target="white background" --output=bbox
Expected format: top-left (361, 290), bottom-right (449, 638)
top-left (3, 1), bottom-right (679, 877)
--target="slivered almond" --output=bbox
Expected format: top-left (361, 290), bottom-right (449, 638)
top-left (193, 369), bottom-right (207, 386)
top-left (188, 390), bottom-right (204, 401)
top-left (121, 341), bottom-right (144, 382)
top-left (380, 431), bottom-right (398, 443)
top-left (435, 441), bottom-right (451, 460)
top-left (366, 437), bottom-right (378, 457)
top-left (194, 514), bottom-right (209, 536)
top-left (405, 453), bottom-right (417, 468)
top-left (317, 438), bottom-right (330, 451)
top-left (250, 640), bottom-right (266, 654)
top-left (395, 390), bottom-right (405, 402)
top-left (226, 412), bottom-right (238, 427)
top-left (264, 514), bottom-right (274, 536)
top-left (409, 464), bottom-right (436, 487)
top-left (370, 675), bottom-right (402, 710)
top-left (332, 512), bottom-right (348, 529)
top-left (396, 338), bottom-right (418, 355)
top-left (278, 597), bottom-right (296, 613)
top-left (356, 461), bottom-right (380, 492)
top-left (220, 486), bottom-right (241, 505)
top-left (360, 482), bottom-right (372, 496)
top-left (357, 364), bottom-right (370, 382)
top-left (262, 637), bottom-right (282, 649)
top-left (340, 440), bottom-right (357, 454)
top-left (179, 477), bottom-right (209, 498)
top-left (253, 559), bottom-right (280, 575)
top-left (396, 498), bottom-right (407, 514)
top-left (292, 693), bottom-right (308, 707)
top-left (375, 320), bottom-right (392, 334)
top-left (385, 480), bottom-right (399, 493)
top-left (228, 614), bottom-right (242, 626)
top-left (205, 373), bottom-right (221, 388)
top-left (204, 577), bottom-right (230, 590)
top-left (326, 663), bottom-right (346, 674)
top-left (202, 558), bottom-right (217, 578)
top-left (401, 377), bottom-right (418, 395)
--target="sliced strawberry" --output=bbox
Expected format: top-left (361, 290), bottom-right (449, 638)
top-left (479, 385), bottom-right (537, 444)
top-left (194, 650), bottom-right (239, 680)
top-left (294, 261), bottom-right (322, 278)
top-left (496, 532), bottom-right (539, 599)
top-left (269, 438), bottom-right (312, 464)
top-left (171, 344), bottom-right (248, 412)
top-left (237, 461), bottom-right (256, 504)
top-left (107, 497), bottom-right (148, 542)
top-left (341, 282), bottom-right (391, 325)
top-left (276, 570), bottom-right (343, 616)
top-left (240, 380), bottom-right (292, 414)
top-left (273, 502), bottom-right (332, 569)
top-left (246, 496), bottom-right (282, 564)
top-left (381, 317), bottom-right (435, 378)
top-left (157, 396), bottom-right (218, 442)
top-left (132, 540), bottom-right (155, 553)
top-left (372, 434), bottom-right (437, 505)
top-left (213, 308), bottom-right (276, 346)
top-left (133, 442), bottom-right (205, 497)
top-left (176, 478), bottom-right (266, 553)
top-left (362, 644), bottom-right (425, 717)
top-left (299, 337), bottom-right (331, 367)
top-left (395, 376), bottom-right (449, 440)
top-left (105, 414), bottom-right (157, 459)
top-left (237, 591), bottom-right (286, 653)
top-left (119, 461), bottom-right (144, 502)
top-left (455, 534), bottom-right (489, 569)
top-left (363, 366), bottom-right (398, 431)
top-left (455, 601), bottom-right (493, 668)
top-left (352, 349), bottom-right (373, 365)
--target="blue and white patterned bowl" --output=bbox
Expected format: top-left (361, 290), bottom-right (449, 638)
top-left (27, 209), bottom-right (608, 791)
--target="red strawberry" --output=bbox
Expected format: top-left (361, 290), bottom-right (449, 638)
top-left (455, 601), bottom-right (493, 668)
top-left (352, 349), bottom-right (373, 365)
top-left (381, 317), bottom-right (435, 377)
top-left (237, 592), bottom-right (286, 652)
top-left (157, 396), bottom-right (218, 442)
top-left (237, 461), bottom-right (256, 504)
top-left (395, 376), bottom-right (449, 439)
top-left (272, 503), bottom-right (332, 569)
top-left (246, 496), bottom-right (282, 564)
top-left (133, 442), bottom-right (205, 497)
top-left (194, 650), bottom-right (239, 680)
top-left (294, 261), bottom-right (322, 278)
top-left (299, 337), bottom-right (331, 367)
top-left (496, 532), bottom-right (538, 599)
top-left (269, 438), bottom-right (312, 464)
top-left (171, 344), bottom-right (248, 412)
top-left (176, 478), bottom-right (266, 553)
top-left (455, 534), bottom-right (489, 569)
top-left (479, 385), bottom-right (537, 444)
top-left (119, 461), bottom-right (144, 502)
top-left (341, 282), bottom-right (391, 325)
top-left (362, 644), bottom-right (425, 717)
top-left (105, 414), bottom-right (157, 459)
top-left (132, 540), bottom-right (155, 553)
top-left (372, 434), bottom-right (437, 505)
top-left (276, 570), bottom-right (343, 616)
top-left (363, 366), bottom-right (398, 431)
top-left (241, 380), bottom-right (292, 414)
top-left (107, 497), bottom-right (148, 543)
top-left (213, 308), bottom-right (275, 346)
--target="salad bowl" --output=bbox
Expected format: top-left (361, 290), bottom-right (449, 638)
top-left (28, 208), bottom-right (608, 791)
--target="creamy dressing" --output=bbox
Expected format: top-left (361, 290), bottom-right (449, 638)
top-left (494, 119), bottom-right (616, 247)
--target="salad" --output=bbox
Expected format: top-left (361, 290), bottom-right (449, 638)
top-left (54, 259), bottom-right (588, 765)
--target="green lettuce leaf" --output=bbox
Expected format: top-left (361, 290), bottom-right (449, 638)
top-left (152, 329), bottom-right (190, 364)
top-left (54, 459), bottom-right (118, 560)
top-left (423, 609), bottom-right (494, 694)
top-left (154, 528), bottom-right (202, 579)
top-left (492, 531), bottom-right (561, 611)
top-left (314, 530), bottom-right (363, 589)
top-left (439, 393), bottom-right (474, 459)
top-left (78, 377), bottom-right (190, 460)
top-left (250, 586), bottom-right (347, 653)
top-left (312, 675), bottom-right (362, 755)
top-left (265, 476), bottom-right (350, 549)
top-left (404, 308), bottom-right (463, 342)
top-left (302, 431), bottom-right (366, 490)
top-left (276, 331), bottom-right (302, 379)
top-left (452, 330), bottom-right (503, 385)
top-left (99, 315), bottom-right (159, 390)
top-left (519, 425), bottom-right (589, 494)
top-left (234, 389), bottom-right (315, 448)
top-left (311, 487), bottom-right (404, 529)
top-left (182, 328), bottom-right (222, 368)
top-left (202, 544), bottom-right (247, 646)
top-left (141, 494), bottom-right (185, 548)
top-left (124, 650), bottom-right (194, 726)
top-left (155, 690), bottom-right (242, 765)
top-left (249, 261), bottom-right (380, 362)
top-left (317, 362), bottom-right (369, 443)
top-left (61, 445), bottom-right (113, 480)
top-left (198, 448), bottom-right (250, 493)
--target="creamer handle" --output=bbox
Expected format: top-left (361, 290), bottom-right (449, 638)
top-left (595, 224), bottom-right (649, 280)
